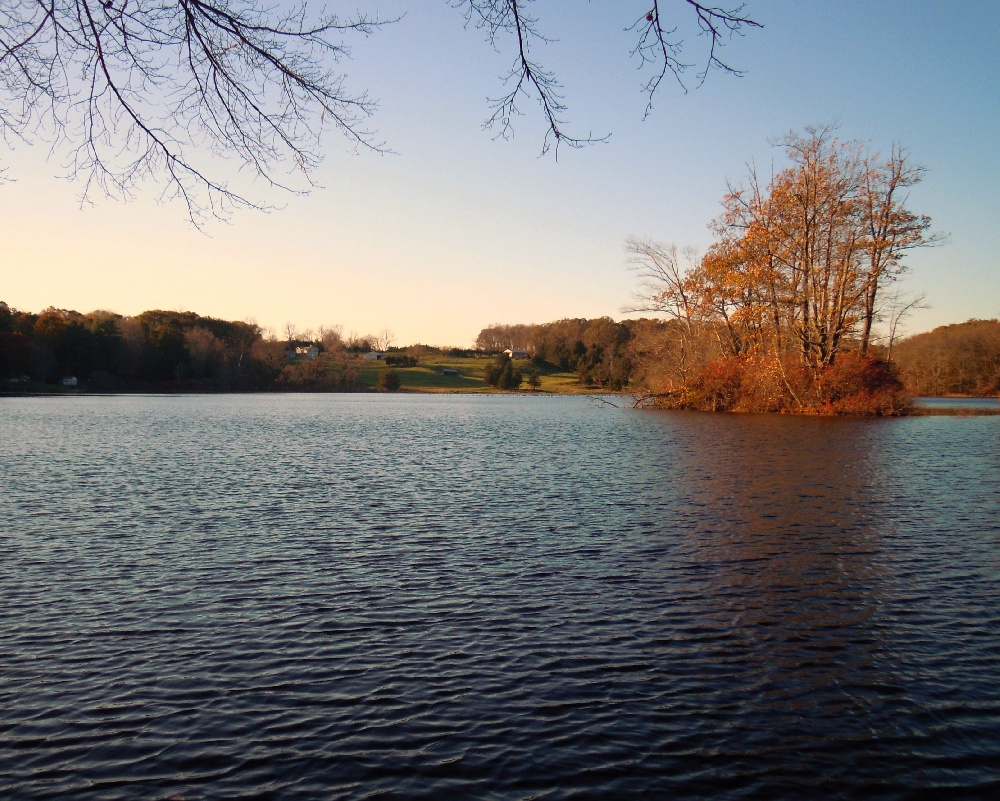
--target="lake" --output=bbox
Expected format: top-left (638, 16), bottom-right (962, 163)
top-left (913, 396), bottom-right (1000, 411)
top-left (2, 394), bottom-right (999, 799)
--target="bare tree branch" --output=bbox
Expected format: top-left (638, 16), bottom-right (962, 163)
top-left (882, 290), bottom-right (928, 363)
top-left (1, 1), bottom-right (762, 222)
top-left (629, 1), bottom-right (761, 117)
top-left (456, 0), bottom-right (607, 156)
top-left (457, 1), bottom-right (759, 153)
top-left (624, 238), bottom-right (701, 330)
top-left (1, 0), bottom-right (391, 226)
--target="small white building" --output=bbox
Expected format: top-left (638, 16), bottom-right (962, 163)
top-left (364, 351), bottom-right (385, 361)
top-left (295, 345), bottom-right (320, 360)
top-left (60, 376), bottom-right (78, 387)
top-left (503, 349), bottom-right (528, 359)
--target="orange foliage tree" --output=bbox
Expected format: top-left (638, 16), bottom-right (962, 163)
top-left (628, 125), bottom-right (938, 413)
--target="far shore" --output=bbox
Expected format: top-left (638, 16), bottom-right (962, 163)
top-left (4, 386), bottom-right (1000, 416)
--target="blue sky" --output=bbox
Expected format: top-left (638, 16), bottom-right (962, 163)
top-left (3, 1), bottom-right (998, 347)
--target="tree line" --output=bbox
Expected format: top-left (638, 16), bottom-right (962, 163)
top-left (4, 300), bottom-right (996, 400)
top-left (0, 304), bottom-right (375, 391)
top-left (476, 317), bottom-right (671, 391)
top-left (892, 319), bottom-right (1000, 397)
top-left (474, 313), bottom-right (1000, 402)
top-left (0, 301), bottom-right (559, 393)
top-left (1, 300), bottom-right (660, 394)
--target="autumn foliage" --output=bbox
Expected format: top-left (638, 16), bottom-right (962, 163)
top-left (892, 319), bottom-right (1000, 397)
top-left (628, 126), bottom-right (935, 415)
top-left (643, 350), bottom-right (906, 415)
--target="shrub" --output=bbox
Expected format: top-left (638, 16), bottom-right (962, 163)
top-left (277, 359), bottom-right (330, 391)
top-left (384, 355), bottom-right (417, 367)
top-left (483, 354), bottom-right (522, 389)
top-left (378, 368), bottom-right (401, 392)
top-left (674, 352), bottom-right (909, 414)
top-left (691, 357), bottom-right (745, 411)
top-left (819, 354), bottom-right (909, 415)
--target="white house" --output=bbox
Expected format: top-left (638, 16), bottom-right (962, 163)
top-left (364, 351), bottom-right (385, 361)
top-left (295, 345), bottom-right (320, 360)
top-left (503, 349), bottom-right (528, 359)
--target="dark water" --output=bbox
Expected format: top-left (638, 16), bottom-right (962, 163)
top-left (2, 394), bottom-right (999, 800)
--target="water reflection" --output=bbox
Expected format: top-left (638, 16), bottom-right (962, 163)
top-left (640, 413), bottom-right (900, 753)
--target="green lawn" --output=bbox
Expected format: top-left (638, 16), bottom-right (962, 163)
top-left (360, 355), bottom-right (594, 394)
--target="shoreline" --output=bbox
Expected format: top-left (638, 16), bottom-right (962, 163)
top-left (4, 388), bottom-right (1000, 415)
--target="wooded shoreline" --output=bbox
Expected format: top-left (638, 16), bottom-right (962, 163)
top-left (5, 384), bottom-right (998, 417)
top-left (3, 300), bottom-right (998, 415)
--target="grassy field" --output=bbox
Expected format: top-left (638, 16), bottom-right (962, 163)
top-left (1, 356), bottom-right (598, 395)
top-left (360, 355), bottom-right (594, 394)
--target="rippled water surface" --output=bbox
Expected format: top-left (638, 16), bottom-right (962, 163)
top-left (2, 394), bottom-right (999, 799)
top-left (913, 396), bottom-right (1000, 410)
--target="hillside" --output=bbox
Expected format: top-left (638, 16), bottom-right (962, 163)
top-left (893, 319), bottom-right (1000, 396)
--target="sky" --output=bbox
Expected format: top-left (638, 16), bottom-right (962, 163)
top-left (2, 1), bottom-right (999, 347)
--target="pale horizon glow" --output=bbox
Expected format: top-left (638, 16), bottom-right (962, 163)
top-left (3, 1), bottom-right (998, 347)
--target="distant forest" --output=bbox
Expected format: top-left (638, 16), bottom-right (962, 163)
top-left (892, 319), bottom-right (1000, 396)
top-left (0, 303), bottom-right (386, 392)
top-left (481, 317), bottom-right (1000, 401)
top-left (2, 301), bottom-right (997, 399)
top-left (0, 301), bottom-right (656, 393)
top-left (475, 318), bottom-right (663, 390)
